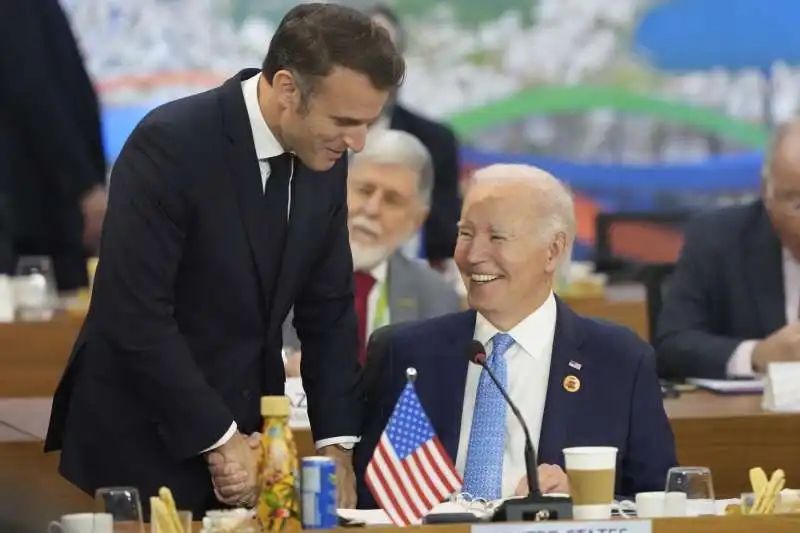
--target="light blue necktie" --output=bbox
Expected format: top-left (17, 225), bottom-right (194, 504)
top-left (463, 333), bottom-right (515, 500)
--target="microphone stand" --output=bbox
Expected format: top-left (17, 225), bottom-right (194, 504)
top-left (477, 360), bottom-right (573, 522)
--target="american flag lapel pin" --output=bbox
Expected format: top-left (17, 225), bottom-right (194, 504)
top-left (568, 360), bottom-right (582, 371)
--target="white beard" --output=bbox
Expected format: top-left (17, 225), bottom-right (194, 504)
top-left (351, 241), bottom-right (393, 271)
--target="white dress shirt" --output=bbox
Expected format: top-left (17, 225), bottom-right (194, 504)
top-left (200, 73), bottom-right (357, 454)
top-left (455, 292), bottom-right (557, 498)
top-left (727, 247), bottom-right (800, 377)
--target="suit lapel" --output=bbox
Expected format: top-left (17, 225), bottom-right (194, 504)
top-left (538, 298), bottom-right (584, 465)
top-left (743, 204), bottom-right (785, 333)
top-left (388, 254), bottom-right (421, 322)
top-left (428, 310), bottom-right (475, 461)
top-left (219, 69), bottom-right (275, 323)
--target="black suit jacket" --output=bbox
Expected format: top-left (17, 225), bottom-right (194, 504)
top-left (0, 0), bottom-right (106, 289)
top-left (390, 104), bottom-right (461, 261)
top-left (655, 200), bottom-right (784, 379)
top-left (45, 69), bottom-right (362, 516)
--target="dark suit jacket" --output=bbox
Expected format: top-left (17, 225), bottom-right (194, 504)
top-left (45, 69), bottom-right (362, 516)
top-left (655, 200), bottom-right (783, 379)
top-left (390, 105), bottom-right (461, 262)
top-left (0, 0), bottom-right (106, 289)
top-left (354, 300), bottom-right (677, 506)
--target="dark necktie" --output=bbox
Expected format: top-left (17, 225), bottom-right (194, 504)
top-left (262, 153), bottom-right (293, 299)
top-left (354, 271), bottom-right (377, 365)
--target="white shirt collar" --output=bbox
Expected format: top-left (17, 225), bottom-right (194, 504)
top-left (363, 260), bottom-right (388, 284)
top-left (474, 291), bottom-right (557, 360)
top-left (241, 73), bottom-right (284, 160)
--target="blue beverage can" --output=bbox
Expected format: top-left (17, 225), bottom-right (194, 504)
top-left (301, 456), bottom-right (337, 529)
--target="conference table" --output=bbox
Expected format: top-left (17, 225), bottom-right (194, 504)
top-left (193, 516), bottom-right (800, 532)
top-left (0, 295), bottom-right (648, 398)
top-left (291, 391), bottom-right (800, 499)
top-left (0, 302), bottom-right (796, 529)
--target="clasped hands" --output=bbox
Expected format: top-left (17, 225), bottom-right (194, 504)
top-left (205, 433), bottom-right (357, 508)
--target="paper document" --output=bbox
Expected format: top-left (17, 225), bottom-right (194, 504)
top-left (337, 508), bottom-right (393, 525)
top-left (685, 378), bottom-right (764, 394)
top-left (763, 362), bottom-right (800, 412)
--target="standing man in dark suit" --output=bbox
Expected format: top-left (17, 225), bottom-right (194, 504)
top-left (354, 164), bottom-right (675, 505)
top-left (365, 4), bottom-right (462, 264)
top-left (656, 120), bottom-right (800, 379)
top-left (45, 3), bottom-right (405, 516)
top-left (0, 0), bottom-right (108, 291)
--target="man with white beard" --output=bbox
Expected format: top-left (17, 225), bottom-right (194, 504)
top-left (283, 129), bottom-right (461, 374)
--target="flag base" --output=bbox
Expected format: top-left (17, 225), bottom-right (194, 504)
top-left (491, 495), bottom-right (573, 522)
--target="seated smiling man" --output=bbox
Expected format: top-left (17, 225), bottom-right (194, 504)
top-left (353, 164), bottom-right (677, 504)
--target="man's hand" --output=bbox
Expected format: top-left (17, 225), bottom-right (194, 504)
top-left (80, 185), bottom-right (107, 251)
top-left (206, 432), bottom-right (261, 507)
top-left (285, 349), bottom-right (301, 378)
top-left (514, 464), bottom-right (570, 496)
top-left (752, 323), bottom-right (800, 372)
top-left (318, 445), bottom-right (357, 508)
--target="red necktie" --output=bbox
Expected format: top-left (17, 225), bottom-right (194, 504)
top-left (354, 271), bottom-right (376, 365)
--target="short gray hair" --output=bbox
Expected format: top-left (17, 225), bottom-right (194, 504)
top-left (351, 129), bottom-right (434, 205)
top-left (471, 164), bottom-right (576, 249)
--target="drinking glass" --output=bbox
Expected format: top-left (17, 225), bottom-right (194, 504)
top-left (14, 255), bottom-right (57, 320)
top-left (665, 466), bottom-right (715, 516)
top-left (94, 487), bottom-right (144, 533)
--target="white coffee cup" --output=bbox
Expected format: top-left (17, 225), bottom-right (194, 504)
top-left (635, 492), bottom-right (665, 518)
top-left (49, 513), bottom-right (112, 533)
top-left (563, 446), bottom-right (618, 520)
top-left (664, 491), bottom-right (687, 516)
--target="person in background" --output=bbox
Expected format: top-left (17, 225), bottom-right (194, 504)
top-left (656, 119), bottom-right (800, 379)
top-left (0, 0), bottom-right (107, 292)
top-left (45, 3), bottom-right (404, 516)
top-left (354, 164), bottom-right (675, 505)
top-left (364, 3), bottom-right (462, 266)
top-left (283, 129), bottom-right (462, 376)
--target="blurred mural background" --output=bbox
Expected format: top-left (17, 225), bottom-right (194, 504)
top-left (62, 0), bottom-right (800, 259)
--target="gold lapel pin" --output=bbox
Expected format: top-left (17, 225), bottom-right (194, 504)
top-left (563, 375), bottom-right (581, 393)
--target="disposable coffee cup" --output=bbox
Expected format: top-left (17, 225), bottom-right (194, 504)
top-left (563, 446), bottom-right (618, 520)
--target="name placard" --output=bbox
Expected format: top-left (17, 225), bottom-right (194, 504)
top-left (471, 520), bottom-right (651, 533)
top-left (763, 362), bottom-right (800, 412)
top-left (285, 377), bottom-right (310, 429)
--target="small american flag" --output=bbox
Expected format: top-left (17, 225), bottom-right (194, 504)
top-left (365, 382), bottom-right (462, 525)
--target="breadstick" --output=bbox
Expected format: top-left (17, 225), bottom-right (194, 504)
top-left (158, 486), bottom-right (185, 533)
top-left (753, 469), bottom-right (785, 514)
top-left (150, 497), bottom-right (176, 533)
top-left (749, 467), bottom-right (769, 514)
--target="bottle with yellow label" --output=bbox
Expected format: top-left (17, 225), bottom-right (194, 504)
top-left (256, 396), bottom-right (301, 532)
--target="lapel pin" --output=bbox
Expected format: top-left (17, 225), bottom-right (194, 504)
top-left (398, 297), bottom-right (418, 309)
top-left (568, 360), bottom-right (582, 371)
top-left (563, 375), bottom-right (581, 393)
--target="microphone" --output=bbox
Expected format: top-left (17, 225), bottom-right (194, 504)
top-left (464, 340), bottom-right (572, 522)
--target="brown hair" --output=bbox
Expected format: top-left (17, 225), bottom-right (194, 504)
top-left (262, 3), bottom-right (405, 101)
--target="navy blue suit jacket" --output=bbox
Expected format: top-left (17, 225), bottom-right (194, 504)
top-left (354, 299), bottom-right (677, 507)
top-left (655, 201), bottom-right (782, 379)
